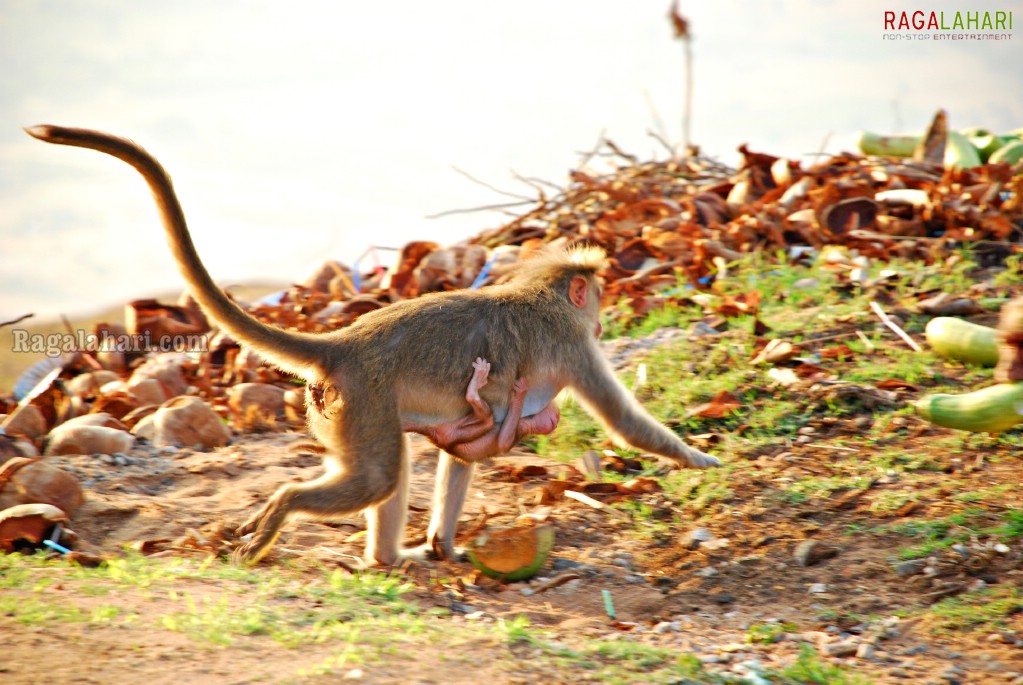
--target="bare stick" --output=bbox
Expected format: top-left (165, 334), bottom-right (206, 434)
top-left (0, 313), bottom-right (33, 328)
top-left (564, 490), bottom-right (629, 519)
top-left (425, 199), bottom-right (534, 220)
top-left (576, 129), bottom-right (607, 168)
top-left (669, 1), bottom-right (693, 153)
top-left (869, 301), bottom-right (922, 352)
top-left (450, 165), bottom-right (533, 202)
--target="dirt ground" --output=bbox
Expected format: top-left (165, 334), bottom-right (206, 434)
top-left (3, 420), bottom-right (1023, 684)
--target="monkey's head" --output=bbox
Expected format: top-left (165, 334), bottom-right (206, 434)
top-left (502, 244), bottom-right (606, 337)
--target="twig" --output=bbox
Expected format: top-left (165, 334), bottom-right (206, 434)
top-left (510, 170), bottom-right (562, 194)
top-left (425, 200), bottom-right (535, 220)
top-left (604, 139), bottom-right (638, 164)
top-left (806, 443), bottom-right (859, 453)
top-left (855, 329), bottom-right (876, 352)
top-left (647, 129), bottom-right (677, 157)
top-left (450, 165), bottom-right (534, 201)
top-left (668, 1), bottom-right (693, 152)
top-left (564, 490), bottom-right (629, 519)
top-left (643, 89), bottom-right (672, 155)
top-left (576, 129), bottom-right (607, 168)
top-left (0, 313), bottom-right (33, 328)
top-left (869, 300), bottom-right (923, 352)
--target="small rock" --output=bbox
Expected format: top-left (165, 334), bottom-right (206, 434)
top-left (611, 558), bottom-right (634, 571)
top-left (794, 539), bottom-right (839, 568)
top-left (449, 601), bottom-right (476, 615)
top-left (994, 543), bottom-right (1011, 554)
top-left (940, 666), bottom-right (965, 682)
top-left (698, 654), bottom-right (730, 664)
top-left (808, 583), bottom-right (829, 595)
top-left (856, 642), bottom-right (876, 659)
top-left (894, 559), bottom-right (928, 577)
top-left (699, 537), bottom-right (730, 552)
top-left (822, 639), bottom-right (860, 657)
top-left (793, 277), bottom-right (820, 290)
top-left (987, 632), bottom-right (1016, 644)
top-left (689, 322), bottom-right (722, 337)
top-left (551, 558), bottom-right (596, 574)
top-left (712, 591), bottom-right (734, 604)
top-left (680, 527), bottom-right (714, 550)
top-left (951, 543), bottom-right (971, 559)
top-left (653, 621), bottom-right (681, 634)
top-left (695, 567), bottom-right (719, 578)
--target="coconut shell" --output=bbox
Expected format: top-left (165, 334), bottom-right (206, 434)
top-left (467, 523), bottom-right (555, 581)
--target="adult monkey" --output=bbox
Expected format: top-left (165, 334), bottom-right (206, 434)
top-left (26, 125), bottom-right (721, 566)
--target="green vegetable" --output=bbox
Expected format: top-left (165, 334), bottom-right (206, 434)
top-left (944, 130), bottom-right (982, 169)
top-left (925, 317), bottom-right (999, 367)
top-left (856, 131), bottom-right (919, 158)
top-left (856, 130), bottom-right (982, 168)
top-left (989, 140), bottom-right (1023, 166)
top-left (915, 383), bottom-right (1023, 433)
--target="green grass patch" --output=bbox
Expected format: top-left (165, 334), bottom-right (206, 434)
top-left (926, 586), bottom-right (1023, 633)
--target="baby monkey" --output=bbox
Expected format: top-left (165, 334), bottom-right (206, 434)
top-left (403, 357), bottom-right (561, 461)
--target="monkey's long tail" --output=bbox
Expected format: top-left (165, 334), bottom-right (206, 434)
top-left (25, 125), bottom-right (325, 379)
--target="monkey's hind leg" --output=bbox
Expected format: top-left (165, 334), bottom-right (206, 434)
top-left (363, 435), bottom-right (411, 566)
top-left (233, 409), bottom-right (406, 565)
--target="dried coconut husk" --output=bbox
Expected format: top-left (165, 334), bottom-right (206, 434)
top-left (151, 396), bottom-right (230, 449)
top-left (57, 413), bottom-right (128, 431)
top-left (0, 503), bottom-right (71, 553)
top-left (127, 378), bottom-right (168, 406)
top-left (0, 405), bottom-right (48, 441)
top-left (44, 424), bottom-right (135, 456)
top-left (129, 354), bottom-right (190, 398)
top-left (0, 457), bottom-right (84, 516)
top-left (125, 298), bottom-right (207, 341)
top-left (227, 383), bottom-right (287, 422)
top-left (65, 371), bottom-right (120, 399)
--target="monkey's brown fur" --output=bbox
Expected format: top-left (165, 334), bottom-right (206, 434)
top-left (26, 125), bottom-right (720, 565)
top-left (995, 297), bottom-right (1023, 384)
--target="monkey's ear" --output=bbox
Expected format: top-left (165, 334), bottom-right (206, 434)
top-left (568, 275), bottom-right (589, 309)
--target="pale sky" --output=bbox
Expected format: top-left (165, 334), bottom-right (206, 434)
top-left (2, 0), bottom-right (1021, 321)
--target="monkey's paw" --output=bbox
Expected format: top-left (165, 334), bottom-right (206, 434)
top-left (402, 541), bottom-right (467, 564)
top-left (686, 450), bottom-right (721, 468)
top-left (230, 531), bottom-right (279, 566)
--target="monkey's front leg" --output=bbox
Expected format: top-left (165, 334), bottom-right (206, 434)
top-left (423, 450), bottom-right (475, 560)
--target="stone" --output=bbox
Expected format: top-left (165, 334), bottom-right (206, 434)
top-left (793, 539), bottom-right (839, 567)
top-left (822, 639), bottom-right (860, 657)
top-left (894, 559), bottom-right (928, 577)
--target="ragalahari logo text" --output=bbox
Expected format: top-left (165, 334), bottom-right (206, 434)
top-left (883, 9), bottom-right (1014, 41)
